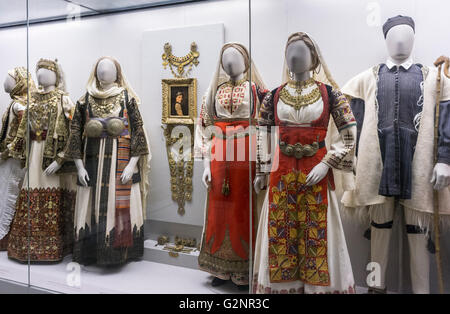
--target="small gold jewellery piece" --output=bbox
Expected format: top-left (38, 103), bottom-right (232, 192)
top-left (89, 93), bottom-right (123, 118)
top-left (162, 42), bottom-right (200, 78)
top-left (280, 78), bottom-right (321, 110)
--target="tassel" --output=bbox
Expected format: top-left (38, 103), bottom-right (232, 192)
top-left (222, 178), bottom-right (230, 196)
top-left (427, 236), bottom-right (436, 254)
top-left (363, 228), bottom-right (371, 240)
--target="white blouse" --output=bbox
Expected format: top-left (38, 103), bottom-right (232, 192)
top-left (214, 81), bottom-right (252, 119)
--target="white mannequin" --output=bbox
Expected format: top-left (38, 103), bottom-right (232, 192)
top-left (201, 47), bottom-right (246, 188)
top-left (386, 25), bottom-right (450, 190)
top-left (75, 58), bottom-right (139, 186)
top-left (3, 74), bottom-right (15, 94)
top-left (253, 40), bottom-right (330, 193)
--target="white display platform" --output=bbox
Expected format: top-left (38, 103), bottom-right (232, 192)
top-left (144, 239), bottom-right (199, 270)
top-left (0, 252), bottom-right (246, 294)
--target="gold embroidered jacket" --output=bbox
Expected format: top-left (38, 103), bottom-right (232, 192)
top-left (9, 89), bottom-right (75, 172)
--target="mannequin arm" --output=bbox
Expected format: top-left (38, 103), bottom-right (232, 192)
top-left (431, 163), bottom-right (450, 190)
top-left (44, 160), bottom-right (62, 176)
top-left (306, 162), bottom-right (330, 186)
top-left (254, 90), bottom-right (276, 193)
top-left (75, 159), bottom-right (89, 187)
top-left (121, 156), bottom-right (140, 184)
top-left (254, 174), bottom-right (267, 194)
top-left (202, 158), bottom-right (211, 188)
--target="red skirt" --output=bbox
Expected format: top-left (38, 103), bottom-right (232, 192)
top-left (198, 120), bottom-right (256, 284)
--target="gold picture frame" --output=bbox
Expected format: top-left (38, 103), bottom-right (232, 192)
top-left (162, 78), bottom-right (197, 125)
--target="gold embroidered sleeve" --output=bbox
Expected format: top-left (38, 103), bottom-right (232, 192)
top-left (64, 101), bottom-right (85, 160)
top-left (127, 98), bottom-right (149, 157)
top-left (330, 88), bottom-right (357, 132)
top-left (8, 106), bottom-right (27, 161)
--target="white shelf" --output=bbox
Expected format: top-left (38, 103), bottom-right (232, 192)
top-left (0, 252), bottom-right (245, 294)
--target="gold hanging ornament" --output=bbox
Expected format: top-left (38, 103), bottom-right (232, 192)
top-left (161, 42), bottom-right (199, 216)
top-left (163, 124), bottom-right (194, 216)
top-left (162, 42), bottom-right (200, 78)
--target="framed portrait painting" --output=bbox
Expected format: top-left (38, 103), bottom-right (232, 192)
top-left (162, 78), bottom-right (197, 125)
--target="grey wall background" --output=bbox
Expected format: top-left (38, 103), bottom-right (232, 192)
top-left (0, 0), bottom-right (449, 293)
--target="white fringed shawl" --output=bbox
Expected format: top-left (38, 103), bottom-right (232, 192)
top-left (341, 65), bottom-right (450, 218)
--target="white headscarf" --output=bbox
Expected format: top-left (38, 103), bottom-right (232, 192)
top-left (86, 56), bottom-right (140, 103)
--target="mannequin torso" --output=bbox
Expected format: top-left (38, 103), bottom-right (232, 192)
top-left (254, 40), bottom-right (329, 193)
top-left (384, 24), bottom-right (449, 191)
top-left (201, 47), bottom-right (248, 187)
top-left (75, 58), bottom-right (139, 186)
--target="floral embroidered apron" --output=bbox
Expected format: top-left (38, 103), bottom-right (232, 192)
top-left (268, 82), bottom-right (334, 286)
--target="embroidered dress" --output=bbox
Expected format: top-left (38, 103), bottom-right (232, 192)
top-left (7, 88), bottom-right (76, 262)
top-left (65, 91), bottom-right (149, 266)
top-left (253, 32), bottom-right (357, 294)
top-left (0, 67), bottom-right (34, 251)
top-left (253, 81), bottom-right (356, 294)
top-left (197, 80), bottom-right (264, 285)
top-left (195, 43), bottom-right (267, 285)
top-left (65, 57), bottom-right (150, 266)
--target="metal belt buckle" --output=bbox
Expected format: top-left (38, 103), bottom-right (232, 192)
top-left (280, 139), bottom-right (319, 159)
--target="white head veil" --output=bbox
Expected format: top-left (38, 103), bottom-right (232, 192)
top-left (203, 42), bottom-right (267, 121)
top-left (86, 56), bottom-right (140, 103)
top-left (282, 32), bottom-right (339, 89)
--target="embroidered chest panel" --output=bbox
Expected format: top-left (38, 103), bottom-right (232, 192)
top-left (216, 82), bottom-right (246, 115)
top-left (30, 91), bottom-right (60, 132)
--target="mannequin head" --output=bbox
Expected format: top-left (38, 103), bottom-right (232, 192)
top-left (36, 68), bottom-right (57, 88)
top-left (385, 24), bottom-right (415, 63)
top-left (285, 32), bottom-right (320, 80)
top-left (221, 46), bottom-right (247, 80)
top-left (3, 74), bottom-right (16, 93)
top-left (96, 58), bottom-right (118, 86)
top-left (286, 40), bottom-right (313, 74)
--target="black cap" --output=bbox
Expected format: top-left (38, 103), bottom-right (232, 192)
top-left (382, 15), bottom-right (415, 38)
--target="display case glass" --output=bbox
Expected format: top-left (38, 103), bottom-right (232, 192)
top-left (0, 0), bottom-right (449, 295)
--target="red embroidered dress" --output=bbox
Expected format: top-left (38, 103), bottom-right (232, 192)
top-left (196, 80), bottom-right (264, 285)
top-left (253, 81), bottom-right (357, 294)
